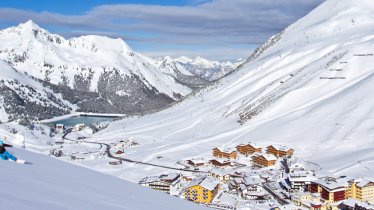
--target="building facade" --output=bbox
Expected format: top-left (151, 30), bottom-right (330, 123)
top-left (347, 179), bottom-right (374, 202)
top-left (236, 143), bottom-right (262, 156)
top-left (184, 176), bottom-right (220, 203)
top-left (309, 178), bottom-right (348, 203)
top-left (139, 173), bottom-right (181, 195)
top-left (212, 148), bottom-right (237, 159)
top-left (252, 154), bottom-right (277, 167)
top-left (266, 145), bottom-right (294, 158)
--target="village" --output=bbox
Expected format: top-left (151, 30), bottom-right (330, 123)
top-left (49, 123), bottom-right (374, 210)
top-left (138, 142), bottom-right (374, 210)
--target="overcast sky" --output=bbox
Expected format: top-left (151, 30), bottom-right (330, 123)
top-left (0, 0), bottom-right (324, 61)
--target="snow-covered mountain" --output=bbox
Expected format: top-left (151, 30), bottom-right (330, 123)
top-left (1, 147), bottom-right (208, 210)
top-left (157, 56), bottom-right (242, 81)
top-left (85, 0), bottom-right (374, 179)
top-left (0, 21), bottom-right (205, 117)
top-left (0, 60), bottom-right (72, 123)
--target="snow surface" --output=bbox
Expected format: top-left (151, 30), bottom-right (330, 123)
top-left (76, 0), bottom-right (374, 181)
top-left (0, 147), bottom-right (208, 210)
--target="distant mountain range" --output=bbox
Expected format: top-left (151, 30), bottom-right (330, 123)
top-left (0, 20), bottom-right (240, 122)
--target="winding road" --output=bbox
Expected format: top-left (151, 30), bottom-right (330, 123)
top-left (62, 130), bottom-right (208, 173)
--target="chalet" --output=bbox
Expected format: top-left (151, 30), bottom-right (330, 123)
top-left (236, 142), bottom-right (262, 156)
top-left (346, 178), bottom-right (374, 202)
top-left (139, 173), bottom-right (181, 195)
top-left (309, 177), bottom-right (349, 203)
top-left (267, 145), bottom-right (294, 158)
top-left (184, 176), bottom-right (220, 203)
top-left (212, 147), bottom-right (237, 159)
top-left (209, 159), bottom-right (231, 168)
top-left (252, 154), bottom-right (277, 167)
top-left (186, 159), bottom-right (205, 167)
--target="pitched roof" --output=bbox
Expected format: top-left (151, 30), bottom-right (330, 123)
top-left (184, 176), bottom-right (220, 191)
top-left (255, 154), bottom-right (277, 161)
top-left (268, 144), bottom-right (292, 151)
top-left (200, 176), bottom-right (220, 191)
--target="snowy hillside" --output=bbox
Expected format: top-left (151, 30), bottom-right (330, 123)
top-left (82, 0), bottom-right (374, 180)
top-left (0, 147), bottom-right (208, 210)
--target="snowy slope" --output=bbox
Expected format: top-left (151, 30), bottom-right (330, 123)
top-left (82, 0), bottom-right (374, 180)
top-left (0, 147), bottom-right (208, 210)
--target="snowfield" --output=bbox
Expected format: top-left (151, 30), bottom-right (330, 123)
top-left (80, 0), bottom-right (374, 180)
top-left (0, 0), bottom-right (374, 208)
top-left (0, 147), bottom-right (208, 210)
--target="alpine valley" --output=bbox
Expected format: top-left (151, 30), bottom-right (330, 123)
top-left (1, 0), bottom-right (374, 209)
top-left (0, 20), bottom-right (239, 122)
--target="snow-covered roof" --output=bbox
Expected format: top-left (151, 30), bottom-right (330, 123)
top-left (210, 168), bottom-right (230, 176)
top-left (255, 154), bottom-right (277, 161)
top-left (288, 170), bottom-right (316, 182)
top-left (185, 176), bottom-right (220, 191)
top-left (212, 192), bottom-right (238, 207)
top-left (312, 177), bottom-right (349, 191)
top-left (268, 144), bottom-right (292, 151)
top-left (342, 198), bottom-right (374, 209)
top-left (200, 176), bottom-right (220, 191)
top-left (243, 176), bottom-right (262, 185)
top-left (216, 147), bottom-right (236, 153)
top-left (140, 173), bottom-right (180, 184)
top-left (237, 142), bottom-right (261, 148)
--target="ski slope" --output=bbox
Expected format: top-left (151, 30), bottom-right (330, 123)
top-left (0, 147), bottom-right (208, 210)
top-left (82, 0), bottom-right (374, 180)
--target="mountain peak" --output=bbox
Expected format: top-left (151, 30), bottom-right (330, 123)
top-left (17, 20), bottom-right (42, 31)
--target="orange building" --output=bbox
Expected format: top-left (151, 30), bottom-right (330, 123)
top-left (213, 147), bottom-right (237, 159)
top-left (267, 145), bottom-right (294, 158)
top-left (252, 154), bottom-right (277, 167)
top-left (236, 142), bottom-right (262, 156)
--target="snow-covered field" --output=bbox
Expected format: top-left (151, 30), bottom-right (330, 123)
top-left (75, 0), bottom-right (374, 181)
top-left (0, 147), bottom-right (209, 210)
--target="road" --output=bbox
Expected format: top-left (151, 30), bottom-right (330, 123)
top-left (262, 183), bottom-right (289, 205)
top-left (62, 130), bottom-right (207, 173)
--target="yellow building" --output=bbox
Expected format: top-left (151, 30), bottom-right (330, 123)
top-left (184, 176), bottom-right (220, 203)
top-left (236, 142), bottom-right (262, 156)
top-left (346, 179), bottom-right (374, 202)
top-left (267, 145), bottom-right (294, 158)
top-left (213, 147), bottom-right (237, 159)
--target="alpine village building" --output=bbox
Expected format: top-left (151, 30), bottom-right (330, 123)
top-left (252, 154), bottom-right (277, 167)
top-left (236, 142), bottom-right (262, 156)
top-left (267, 145), bottom-right (294, 158)
top-left (213, 147), bottom-right (237, 159)
top-left (346, 178), bottom-right (374, 202)
top-left (139, 173), bottom-right (181, 195)
top-left (184, 176), bottom-right (220, 203)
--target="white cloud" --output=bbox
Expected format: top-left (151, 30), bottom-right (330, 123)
top-left (0, 0), bottom-right (324, 60)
